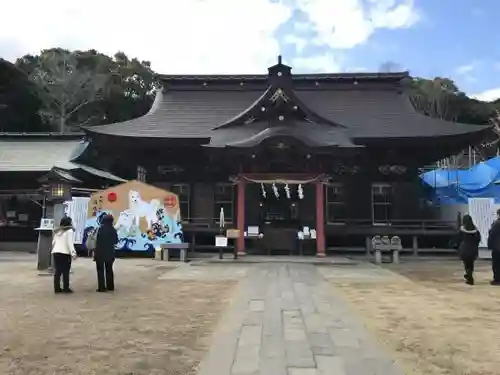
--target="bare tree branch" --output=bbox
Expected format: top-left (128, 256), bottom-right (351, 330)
top-left (28, 50), bottom-right (108, 132)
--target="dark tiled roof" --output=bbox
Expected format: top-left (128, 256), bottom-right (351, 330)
top-left (296, 90), bottom-right (490, 138)
top-left (0, 132), bottom-right (84, 139)
top-left (0, 139), bottom-right (82, 171)
top-left (0, 138), bottom-right (126, 181)
top-left (86, 89), bottom-right (264, 138)
top-left (207, 121), bottom-right (359, 148)
top-left (40, 167), bottom-right (83, 184)
top-left (85, 70), bottom-right (490, 141)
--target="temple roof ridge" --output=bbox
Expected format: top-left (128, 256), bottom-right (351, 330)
top-left (212, 83), bottom-right (345, 130)
top-left (157, 71), bottom-right (409, 84)
top-left (145, 88), bottom-right (163, 116)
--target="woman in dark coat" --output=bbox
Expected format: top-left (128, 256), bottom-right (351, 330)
top-left (94, 214), bottom-right (118, 292)
top-left (456, 214), bottom-right (481, 285)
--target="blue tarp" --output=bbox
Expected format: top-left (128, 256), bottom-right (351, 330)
top-left (420, 157), bottom-right (500, 204)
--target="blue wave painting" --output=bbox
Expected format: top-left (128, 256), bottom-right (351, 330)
top-left (83, 208), bottom-right (183, 252)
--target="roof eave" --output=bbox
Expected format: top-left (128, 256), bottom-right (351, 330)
top-left (354, 124), bottom-right (493, 145)
top-left (157, 71), bottom-right (409, 84)
top-left (84, 129), bottom-right (211, 144)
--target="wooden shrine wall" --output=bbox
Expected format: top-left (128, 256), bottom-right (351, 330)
top-left (192, 183), bottom-right (215, 220)
top-left (150, 174), bottom-right (432, 226)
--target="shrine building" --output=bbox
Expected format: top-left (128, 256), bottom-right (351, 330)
top-left (0, 56), bottom-right (492, 255)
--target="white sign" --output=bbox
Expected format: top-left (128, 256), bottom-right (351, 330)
top-left (248, 226), bottom-right (259, 236)
top-left (39, 218), bottom-right (54, 230)
top-left (215, 236), bottom-right (228, 247)
top-left (468, 198), bottom-right (496, 249)
top-left (64, 197), bottom-right (90, 244)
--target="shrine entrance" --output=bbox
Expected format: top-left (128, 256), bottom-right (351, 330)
top-left (234, 174), bottom-right (326, 257)
top-left (261, 193), bottom-right (300, 227)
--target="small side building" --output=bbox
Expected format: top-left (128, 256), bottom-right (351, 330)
top-left (0, 133), bottom-right (124, 252)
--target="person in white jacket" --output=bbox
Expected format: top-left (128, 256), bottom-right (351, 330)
top-left (52, 216), bottom-right (77, 293)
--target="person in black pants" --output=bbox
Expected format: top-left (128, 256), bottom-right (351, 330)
top-left (51, 216), bottom-right (77, 293)
top-left (488, 209), bottom-right (500, 285)
top-left (94, 214), bottom-right (118, 292)
top-left (455, 214), bottom-right (481, 285)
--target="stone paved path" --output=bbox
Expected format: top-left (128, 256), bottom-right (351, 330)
top-left (197, 263), bottom-right (404, 375)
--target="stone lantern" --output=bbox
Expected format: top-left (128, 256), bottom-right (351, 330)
top-left (36, 168), bottom-right (80, 273)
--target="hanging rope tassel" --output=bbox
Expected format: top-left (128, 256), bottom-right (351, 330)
top-left (285, 184), bottom-right (291, 199)
top-left (272, 182), bottom-right (279, 198)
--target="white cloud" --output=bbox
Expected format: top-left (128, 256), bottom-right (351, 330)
top-left (472, 88), bottom-right (500, 102)
top-left (292, 54), bottom-right (342, 73)
top-left (455, 64), bottom-right (475, 75)
top-left (293, 0), bottom-right (420, 49)
top-left (0, 0), bottom-right (420, 74)
top-left (0, 0), bottom-right (291, 74)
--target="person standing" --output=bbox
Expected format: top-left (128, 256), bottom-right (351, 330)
top-left (456, 214), bottom-right (481, 285)
top-left (94, 214), bottom-right (118, 292)
top-left (51, 216), bottom-right (77, 293)
top-left (487, 209), bottom-right (500, 285)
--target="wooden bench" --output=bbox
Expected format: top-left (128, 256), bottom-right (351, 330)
top-left (160, 243), bottom-right (190, 262)
top-left (372, 235), bottom-right (402, 264)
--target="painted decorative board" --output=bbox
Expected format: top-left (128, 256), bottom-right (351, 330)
top-left (83, 180), bottom-right (183, 252)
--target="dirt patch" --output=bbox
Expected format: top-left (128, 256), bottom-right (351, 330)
top-left (0, 259), bottom-right (237, 375)
top-left (331, 261), bottom-right (500, 375)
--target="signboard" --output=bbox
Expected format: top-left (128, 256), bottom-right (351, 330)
top-left (83, 180), bottom-right (183, 252)
top-left (38, 218), bottom-right (54, 230)
top-left (64, 197), bottom-right (90, 244)
top-left (215, 236), bottom-right (228, 247)
top-left (468, 198), bottom-right (496, 251)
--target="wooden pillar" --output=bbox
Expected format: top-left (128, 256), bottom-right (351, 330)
top-left (315, 180), bottom-right (326, 257)
top-left (236, 178), bottom-right (246, 256)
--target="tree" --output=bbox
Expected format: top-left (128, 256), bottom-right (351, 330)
top-left (408, 77), bottom-right (498, 166)
top-left (100, 51), bottom-right (156, 124)
top-left (0, 58), bottom-right (46, 132)
top-left (409, 77), bottom-right (463, 121)
top-left (16, 49), bottom-right (157, 131)
top-left (409, 77), bottom-right (495, 124)
top-left (17, 49), bottom-right (108, 132)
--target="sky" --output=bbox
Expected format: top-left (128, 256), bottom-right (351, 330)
top-left (1, 0), bottom-right (500, 101)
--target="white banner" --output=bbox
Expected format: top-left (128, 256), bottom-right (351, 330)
top-left (468, 198), bottom-right (496, 249)
top-left (64, 197), bottom-right (90, 244)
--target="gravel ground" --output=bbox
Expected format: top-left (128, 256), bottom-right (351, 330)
top-left (0, 257), bottom-right (237, 375)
